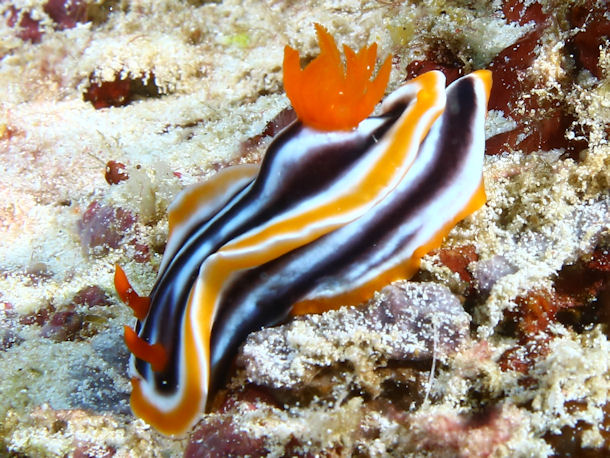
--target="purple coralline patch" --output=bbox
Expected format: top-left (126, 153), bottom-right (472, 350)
top-left (44, 0), bottom-right (88, 30)
top-left (0, 301), bottom-right (22, 351)
top-left (18, 304), bottom-right (53, 326)
top-left (6, 6), bottom-right (43, 43)
top-left (471, 255), bottom-right (517, 295)
top-left (0, 328), bottom-right (22, 351)
top-left (40, 307), bottom-right (83, 342)
top-left (185, 417), bottom-right (267, 458)
top-left (389, 404), bottom-right (520, 457)
top-left (238, 281), bottom-right (470, 390)
top-left (240, 107), bottom-right (297, 155)
top-left (72, 441), bottom-right (116, 458)
top-left (72, 285), bottom-right (112, 308)
top-left (5, 0), bottom-right (87, 44)
top-left (77, 201), bottom-right (136, 256)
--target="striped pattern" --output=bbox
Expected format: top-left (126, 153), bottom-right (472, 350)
top-left (119, 69), bottom-right (491, 435)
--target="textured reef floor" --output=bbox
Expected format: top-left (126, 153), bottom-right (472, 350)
top-left (0, 0), bottom-right (608, 456)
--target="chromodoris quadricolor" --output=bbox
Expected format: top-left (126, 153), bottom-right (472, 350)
top-left (115, 24), bottom-right (491, 435)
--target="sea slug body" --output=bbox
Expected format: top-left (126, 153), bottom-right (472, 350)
top-left (115, 24), bottom-right (491, 435)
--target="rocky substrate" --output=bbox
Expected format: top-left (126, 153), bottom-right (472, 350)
top-left (0, 0), bottom-right (608, 456)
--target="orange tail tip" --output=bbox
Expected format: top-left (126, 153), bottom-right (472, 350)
top-left (472, 69), bottom-right (493, 104)
top-left (114, 264), bottom-right (150, 320)
top-left (124, 326), bottom-right (168, 372)
top-left (283, 23), bottom-right (392, 131)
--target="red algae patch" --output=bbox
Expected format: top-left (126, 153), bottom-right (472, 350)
top-left (83, 72), bottom-right (162, 109)
top-left (4, 0), bottom-right (87, 44)
top-left (43, 0), bottom-right (88, 31)
top-left (77, 201), bottom-right (136, 255)
top-left (84, 78), bottom-right (132, 109)
top-left (568, 1), bottom-right (610, 79)
top-left (5, 6), bottom-right (44, 43)
top-left (40, 306), bottom-right (84, 342)
top-left (484, 0), bottom-right (593, 158)
top-left (185, 417), bottom-right (268, 458)
top-left (104, 161), bottom-right (129, 185)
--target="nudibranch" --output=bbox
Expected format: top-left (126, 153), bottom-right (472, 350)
top-left (115, 24), bottom-right (491, 435)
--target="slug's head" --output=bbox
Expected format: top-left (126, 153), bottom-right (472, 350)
top-left (115, 264), bottom-right (205, 436)
top-left (283, 23), bottom-right (392, 131)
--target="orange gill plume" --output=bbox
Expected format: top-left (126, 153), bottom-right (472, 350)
top-left (283, 23), bottom-right (392, 131)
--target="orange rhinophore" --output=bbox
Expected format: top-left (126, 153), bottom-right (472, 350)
top-left (283, 23), bottom-right (392, 131)
top-left (124, 326), bottom-right (168, 373)
top-left (114, 264), bottom-right (150, 319)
